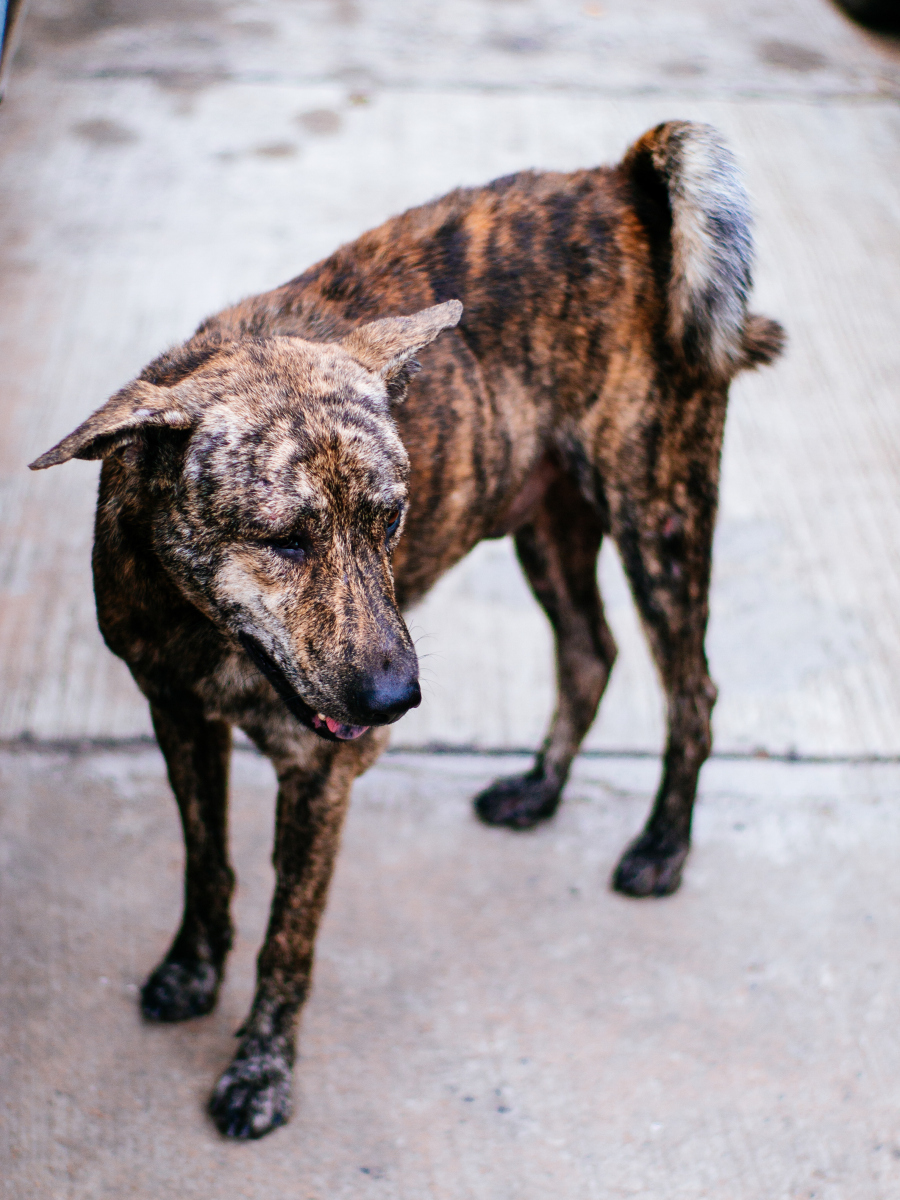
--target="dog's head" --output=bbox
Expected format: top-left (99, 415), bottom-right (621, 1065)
top-left (31, 300), bottom-right (463, 742)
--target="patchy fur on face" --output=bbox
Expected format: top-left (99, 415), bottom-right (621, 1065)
top-left (33, 306), bottom-right (464, 742)
top-left (154, 339), bottom-right (419, 739)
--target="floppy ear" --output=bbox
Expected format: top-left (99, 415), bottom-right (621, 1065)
top-left (339, 299), bottom-right (463, 401)
top-left (29, 379), bottom-right (197, 470)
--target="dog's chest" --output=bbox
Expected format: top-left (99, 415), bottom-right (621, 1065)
top-left (195, 651), bottom-right (303, 743)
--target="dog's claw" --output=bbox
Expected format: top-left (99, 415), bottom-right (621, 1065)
top-left (209, 1046), bottom-right (293, 1140)
top-left (612, 831), bottom-right (689, 897)
top-left (140, 959), bottom-right (221, 1022)
top-left (474, 772), bottom-right (562, 829)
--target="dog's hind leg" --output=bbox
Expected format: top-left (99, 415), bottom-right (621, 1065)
top-left (141, 703), bottom-right (234, 1021)
top-left (209, 726), bottom-right (388, 1140)
top-left (608, 415), bottom-right (723, 898)
top-left (474, 470), bottom-right (616, 829)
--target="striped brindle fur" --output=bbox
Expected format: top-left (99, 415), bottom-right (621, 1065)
top-left (32, 121), bottom-right (784, 1140)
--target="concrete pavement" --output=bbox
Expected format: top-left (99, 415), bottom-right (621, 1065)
top-left (1, 22), bottom-right (900, 755)
top-left (4, 747), bottom-right (900, 1198)
top-left (2, 1), bottom-right (900, 1196)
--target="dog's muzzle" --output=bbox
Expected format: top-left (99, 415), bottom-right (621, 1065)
top-left (238, 633), bottom-right (420, 742)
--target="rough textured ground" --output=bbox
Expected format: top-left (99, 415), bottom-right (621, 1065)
top-left (3, 748), bottom-right (900, 1199)
top-left (1, 1), bottom-right (899, 1196)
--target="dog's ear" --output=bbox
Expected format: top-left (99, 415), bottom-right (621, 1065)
top-left (28, 379), bottom-right (197, 470)
top-left (339, 300), bottom-right (463, 401)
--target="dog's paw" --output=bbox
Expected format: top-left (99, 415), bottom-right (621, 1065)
top-left (140, 959), bottom-right (221, 1022)
top-left (209, 1045), bottom-right (293, 1140)
top-left (473, 772), bottom-right (561, 830)
top-left (612, 832), bottom-right (689, 897)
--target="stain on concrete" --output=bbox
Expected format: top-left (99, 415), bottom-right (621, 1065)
top-left (334, 63), bottom-right (377, 89)
top-left (758, 39), bottom-right (829, 71)
top-left (489, 33), bottom-right (548, 54)
top-left (297, 108), bottom-right (342, 135)
top-left (33, 0), bottom-right (223, 46)
top-left (253, 141), bottom-right (298, 158)
top-left (660, 59), bottom-right (707, 77)
top-left (71, 117), bottom-right (138, 145)
top-left (229, 20), bottom-right (276, 39)
top-left (328, 0), bottom-right (360, 26)
top-left (150, 67), bottom-right (230, 94)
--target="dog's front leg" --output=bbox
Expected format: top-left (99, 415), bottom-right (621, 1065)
top-left (209, 728), bottom-right (388, 1140)
top-left (141, 702), bottom-right (234, 1021)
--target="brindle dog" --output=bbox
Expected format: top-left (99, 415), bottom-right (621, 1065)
top-left (32, 121), bottom-right (783, 1139)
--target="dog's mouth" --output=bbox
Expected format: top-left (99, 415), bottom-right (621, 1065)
top-left (238, 633), bottom-right (370, 743)
top-left (309, 712), bottom-right (370, 740)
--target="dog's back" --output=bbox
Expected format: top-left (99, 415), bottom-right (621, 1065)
top-left (208, 120), bottom-right (780, 372)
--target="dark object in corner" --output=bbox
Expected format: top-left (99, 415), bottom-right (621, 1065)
top-left (0, 0), bottom-right (29, 102)
top-left (832, 0), bottom-right (900, 34)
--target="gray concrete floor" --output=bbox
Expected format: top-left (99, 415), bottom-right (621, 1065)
top-left (4, 748), bottom-right (900, 1198)
top-left (1, 1), bottom-right (900, 1196)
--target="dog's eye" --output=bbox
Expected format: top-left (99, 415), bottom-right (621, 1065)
top-left (266, 536), bottom-right (308, 563)
top-left (385, 506), bottom-right (402, 538)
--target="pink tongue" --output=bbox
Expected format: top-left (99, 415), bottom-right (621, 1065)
top-left (324, 716), bottom-right (369, 740)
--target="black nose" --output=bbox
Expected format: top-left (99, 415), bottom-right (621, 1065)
top-left (350, 665), bottom-right (421, 724)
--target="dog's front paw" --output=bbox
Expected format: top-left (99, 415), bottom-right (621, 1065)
top-left (474, 771), bottom-right (561, 830)
top-left (140, 959), bottom-right (221, 1022)
top-left (209, 1043), bottom-right (293, 1140)
top-left (612, 831), bottom-right (689, 897)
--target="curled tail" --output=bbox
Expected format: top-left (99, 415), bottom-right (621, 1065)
top-left (623, 121), bottom-right (785, 378)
